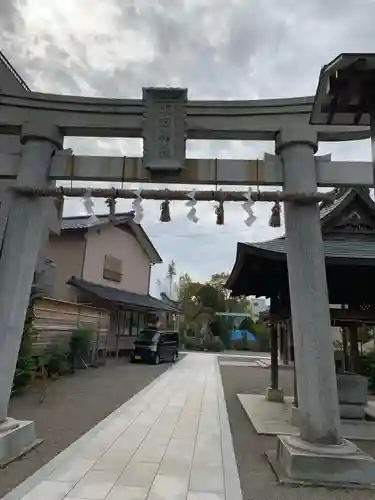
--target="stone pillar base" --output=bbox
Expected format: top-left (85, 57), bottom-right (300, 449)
top-left (265, 387), bottom-right (284, 403)
top-left (0, 418), bottom-right (42, 468)
top-left (267, 434), bottom-right (375, 488)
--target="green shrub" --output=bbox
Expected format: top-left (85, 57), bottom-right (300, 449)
top-left (203, 336), bottom-right (225, 352)
top-left (70, 327), bottom-right (93, 368)
top-left (232, 338), bottom-right (249, 351)
top-left (359, 350), bottom-right (375, 392)
top-left (13, 290), bottom-right (37, 393)
top-left (13, 356), bottom-right (36, 392)
top-left (44, 344), bottom-right (69, 376)
top-left (232, 338), bottom-right (260, 351)
top-left (178, 330), bottom-right (186, 348)
top-left (253, 324), bottom-right (270, 352)
top-left (185, 337), bottom-right (199, 350)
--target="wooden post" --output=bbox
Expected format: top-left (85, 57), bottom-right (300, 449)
top-left (282, 322), bottom-right (289, 365)
top-left (266, 323), bottom-right (284, 402)
top-left (349, 324), bottom-right (360, 373)
top-left (270, 323), bottom-right (279, 390)
top-left (293, 359), bottom-right (299, 407)
top-left (289, 319), bottom-right (298, 406)
top-left (279, 322), bottom-right (284, 359)
top-left (342, 327), bottom-right (349, 372)
top-left (289, 320), bottom-right (295, 362)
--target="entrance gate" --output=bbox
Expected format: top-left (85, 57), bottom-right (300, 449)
top-left (1, 52), bottom-right (375, 485)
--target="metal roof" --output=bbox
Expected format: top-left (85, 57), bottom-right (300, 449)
top-left (240, 186), bottom-right (375, 263)
top-left (68, 277), bottom-right (180, 312)
top-left (243, 235), bottom-right (375, 262)
top-left (227, 187), bottom-right (375, 297)
top-left (0, 50), bottom-right (30, 91)
top-left (319, 189), bottom-right (352, 219)
top-left (61, 212), bottom-right (134, 230)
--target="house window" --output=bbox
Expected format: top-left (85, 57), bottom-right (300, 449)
top-left (103, 255), bottom-right (122, 283)
top-left (111, 311), bottom-right (129, 337)
top-left (126, 312), bottom-right (142, 336)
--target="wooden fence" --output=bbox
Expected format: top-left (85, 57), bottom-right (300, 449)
top-left (32, 297), bottom-right (110, 358)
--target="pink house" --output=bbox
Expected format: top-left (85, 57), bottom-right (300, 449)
top-left (43, 212), bottom-right (178, 355)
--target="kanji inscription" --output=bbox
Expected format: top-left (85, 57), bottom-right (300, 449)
top-left (142, 87), bottom-right (187, 171)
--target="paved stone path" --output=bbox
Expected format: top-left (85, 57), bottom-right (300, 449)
top-left (219, 359), bottom-right (271, 368)
top-left (2, 354), bottom-right (242, 500)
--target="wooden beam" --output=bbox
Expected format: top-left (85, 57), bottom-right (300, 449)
top-left (273, 306), bottom-right (375, 324)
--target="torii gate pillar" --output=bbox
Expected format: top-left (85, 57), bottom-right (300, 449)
top-left (270, 127), bottom-right (375, 487)
top-left (0, 122), bottom-right (62, 465)
top-left (277, 127), bottom-right (341, 445)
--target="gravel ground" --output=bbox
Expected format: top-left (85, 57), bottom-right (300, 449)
top-left (220, 363), bottom-right (375, 500)
top-left (0, 358), bottom-right (170, 498)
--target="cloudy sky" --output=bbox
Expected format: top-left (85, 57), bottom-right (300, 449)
top-left (1, 0), bottom-right (374, 295)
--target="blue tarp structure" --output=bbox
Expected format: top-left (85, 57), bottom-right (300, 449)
top-left (231, 329), bottom-right (256, 341)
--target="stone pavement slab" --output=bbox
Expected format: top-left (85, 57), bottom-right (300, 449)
top-left (238, 393), bottom-right (375, 441)
top-left (219, 360), bottom-right (266, 368)
top-left (2, 354), bottom-right (242, 500)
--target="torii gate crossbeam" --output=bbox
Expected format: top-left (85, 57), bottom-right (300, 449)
top-left (0, 153), bottom-right (373, 187)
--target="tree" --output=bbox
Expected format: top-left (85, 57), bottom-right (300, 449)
top-left (167, 260), bottom-right (177, 298)
top-left (177, 271), bottom-right (252, 346)
top-left (208, 272), bottom-right (252, 314)
top-left (209, 272), bottom-right (231, 300)
top-left (238, 316), bottom-right (270, 352)
top-left (239, 316), bottom-right (256, 332)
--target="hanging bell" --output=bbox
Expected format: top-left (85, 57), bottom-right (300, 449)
top-left (105, 195), bottom-right (117, 221)
top-left (160, 200), bottom-right (171, 222)
top-left (215, 200), bottom-right (224, 225)
top-left (269, 200), bottom-right (281, 227)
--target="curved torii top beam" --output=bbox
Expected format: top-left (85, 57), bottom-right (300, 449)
top-left (0, 90), bottom-right (369, 142)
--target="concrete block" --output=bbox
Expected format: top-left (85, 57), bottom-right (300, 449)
top-left (340, 403), bottom-right (366, 420)
top-left (265, 387), bottom-right (284, 403)
top-left (0, 418), bottom-right (41, 467)
top-left (292, 403), bottom-right (366, 424)
top-left (290, 404), bottom-right (366, 427)
top-left (337, 373), bottom-right (368, 405)
top-left (275, 434), bottom-right (375, 487)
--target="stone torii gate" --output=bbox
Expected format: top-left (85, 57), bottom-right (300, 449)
top-left (0, 52), bottom-right (375, 485)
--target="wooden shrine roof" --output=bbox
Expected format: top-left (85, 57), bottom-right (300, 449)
top-left (226, 187), bottom-right (375, 300)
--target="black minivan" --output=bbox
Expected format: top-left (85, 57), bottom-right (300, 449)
top-left (130, 329), bottom-right (179, 365)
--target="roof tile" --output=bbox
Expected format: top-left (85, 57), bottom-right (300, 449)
top-left (246, 235), bottom-right (375, 260)
top-left (68, 277), bottom-right (180, 312)
top-left (61, 212), bottom-right (134, 231)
